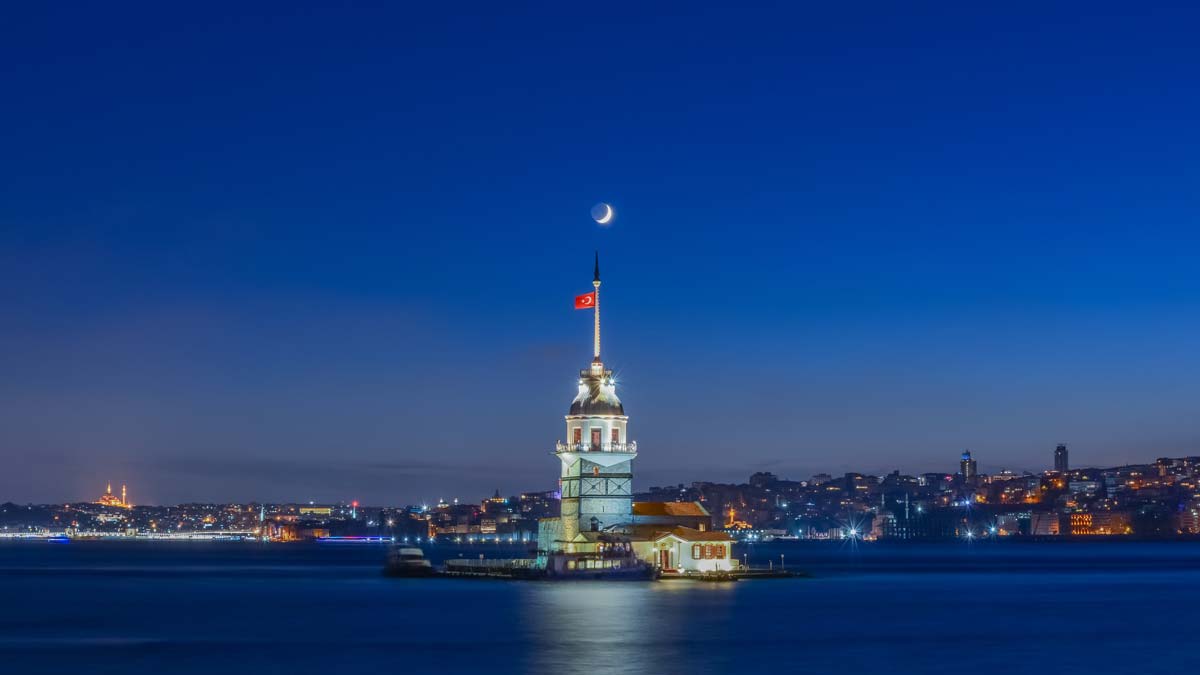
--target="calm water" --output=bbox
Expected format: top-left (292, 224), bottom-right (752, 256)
top-left (2, 540), bottom-right (1199, 674)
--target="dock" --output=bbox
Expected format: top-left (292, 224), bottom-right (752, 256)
top-left (661, 568), bottom-right (804, 582)
top-left (390, 557), bottom-right (807, 581)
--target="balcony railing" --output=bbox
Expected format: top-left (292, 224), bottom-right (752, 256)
top-left (555, 441), bottom-right (638, 454)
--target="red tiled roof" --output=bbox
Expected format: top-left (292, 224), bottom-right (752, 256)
top-left (632, 501), bottom-right (709, 517)
top-left (654, 526), bottom-right (734, 543)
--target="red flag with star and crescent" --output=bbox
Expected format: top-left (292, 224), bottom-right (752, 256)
top-left (574, 292), bottom-right (596, 309)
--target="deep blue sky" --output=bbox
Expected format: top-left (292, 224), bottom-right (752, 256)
top-left (3, 3), bottom-right (1199, 504)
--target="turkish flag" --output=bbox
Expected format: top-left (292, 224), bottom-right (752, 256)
top-left (574, 292), bottom-right (596, 309)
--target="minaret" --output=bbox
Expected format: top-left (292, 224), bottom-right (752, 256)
top-left (553, 253), bottom-right (637, 547)
top-left (592, 251), bottom-right (601, 361)
top-left (121, 484), bottom-right (127, 507)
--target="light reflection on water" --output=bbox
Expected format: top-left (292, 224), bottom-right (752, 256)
top-left (521, 582), bottom-right (737, 674)
top-left (2, 541), bottom-right (1199, 675)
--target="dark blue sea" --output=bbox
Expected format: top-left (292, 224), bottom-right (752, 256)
top-left (3, 539), bottom-right (1199, 674)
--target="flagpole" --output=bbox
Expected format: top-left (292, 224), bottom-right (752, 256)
top-left (593, 251), bottom-right (601, 361)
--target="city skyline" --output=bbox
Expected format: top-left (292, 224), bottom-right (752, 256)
top-left (5, 5), bottom-right (1200, 504)
top-left (0, 442), bottom-right (1159, 508)
top-left (6, 447), bottom-right (1198, 544)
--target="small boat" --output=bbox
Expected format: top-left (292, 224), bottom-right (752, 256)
top-left (383, 546), bottom-right (435, 577)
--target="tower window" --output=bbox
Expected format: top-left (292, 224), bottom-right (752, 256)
top-left (573, 428), bottom-right (582, 444)
top-left (611, 428), bottom-right (619, 444)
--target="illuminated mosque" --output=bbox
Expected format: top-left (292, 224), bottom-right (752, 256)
top-left (95, 482), bottom-right (131, 508)
top-left (536, 255), bottom-right (733, 576)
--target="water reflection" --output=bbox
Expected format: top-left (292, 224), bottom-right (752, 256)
top-left (521, 582), bottom-right (736, 674)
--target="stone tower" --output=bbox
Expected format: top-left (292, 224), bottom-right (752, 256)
top-left (555, 253), bottom-right (637, 541)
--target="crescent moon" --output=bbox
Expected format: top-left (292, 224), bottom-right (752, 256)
top-left (596, 204), bottom-right (613, 224)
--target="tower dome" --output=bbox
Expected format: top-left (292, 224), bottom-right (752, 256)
top-left (569, 364), bottom-right (624, 416)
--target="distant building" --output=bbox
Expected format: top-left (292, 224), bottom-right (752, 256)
top-left (920, 473), bottom-right (954, 490)
top-left (877, 508), bottom-right (963, 540)
top-left (749, 472), bottom-right (778, 489)
top-left (993, 513), bottom-right (1023, 536)
top-left (1179, 501), bottom-right (1200, 534)
top-left (1055, 444), bottom-right (1069, 472)
top-left (1068, 480), bottom-right (1102, 497)
top-left (95, 483), bottom-right (130, 509)
top-left (960, 451), bottom-right (978, 484)
top-left (1156, 456), bottom-right (1200, 478)
top-left (1029, 511), bottom-right (1061, 536)
top-left (1069, 511), bottom-right (1131, 536)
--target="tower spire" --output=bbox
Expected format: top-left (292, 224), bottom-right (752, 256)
top-left (592, 251), bottom-right (601, 361)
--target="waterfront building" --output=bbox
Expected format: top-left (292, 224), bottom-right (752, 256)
top-left (1179, 501), bottom-right (1200, 534)
top-left (1029, 511), bottom-right (1062, 536)
top-left (993, 513), bottom-right (1022, 536)
top-left (537, 257), bottom-right (732, 575)
top-left (648, 527), bottom-right (734, 573)
top-left (539, 255), bottom-right (636, 546)
top-left (1069, 511), bottom-right (1131, 536)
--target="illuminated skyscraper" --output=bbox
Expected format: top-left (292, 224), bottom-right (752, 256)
top-left (960, 450), bottom-right (977, 484)
top-left (1055, 444), bottom-right (1069, 472)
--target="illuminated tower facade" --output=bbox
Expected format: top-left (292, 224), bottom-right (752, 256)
top-left (554, 254), bottom-right (637, 542)
top-left (1055, 444), bottom-right (1069, 472)
top-left (960, 450), bottom-right (978, 485)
